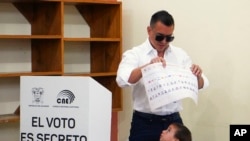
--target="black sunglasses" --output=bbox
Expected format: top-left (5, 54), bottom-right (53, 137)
top-left (155, 34), bottom-right (174, 42)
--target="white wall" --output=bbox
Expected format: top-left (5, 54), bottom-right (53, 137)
top-left (119, 0), bottom-right (250, 141)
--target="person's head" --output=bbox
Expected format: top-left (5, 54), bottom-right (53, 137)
top-left (160, 123), bottom-right (192, 141)
top-left (147, 10), bottom-right (175, 53)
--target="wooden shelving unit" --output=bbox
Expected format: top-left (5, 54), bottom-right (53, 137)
top-left (0, 0), bottom-right (122, 124)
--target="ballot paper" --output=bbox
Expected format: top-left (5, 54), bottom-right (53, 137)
top-left (141, 63), bottom-right (198, 111)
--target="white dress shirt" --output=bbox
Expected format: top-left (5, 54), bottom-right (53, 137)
top-left (116, 38), bottom-right (209, 115)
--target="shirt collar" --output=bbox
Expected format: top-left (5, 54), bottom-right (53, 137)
top-left (145, 38), bottom-right (172, 55)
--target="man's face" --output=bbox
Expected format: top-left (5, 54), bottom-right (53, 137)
top-left (147, 21), bottom-right (174, 53)
top-left (159, 124), bottom-right (178, 141)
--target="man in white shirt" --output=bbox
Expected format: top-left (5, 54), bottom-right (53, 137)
top-left (116, 10), bottom-right (209, 141)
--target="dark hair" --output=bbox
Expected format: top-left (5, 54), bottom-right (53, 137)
top-left (172, 123), bottom-right (192, 141)
top-left (150, 10), bottom-right (174, 27)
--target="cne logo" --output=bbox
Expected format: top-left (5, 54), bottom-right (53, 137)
top-left (57, 90), bottom-right (75, 104)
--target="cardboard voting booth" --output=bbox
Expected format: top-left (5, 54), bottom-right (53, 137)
top-left (20, 76), bottom-right (112, 141)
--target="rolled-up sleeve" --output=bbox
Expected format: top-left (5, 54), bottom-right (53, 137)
top-left (200, 73), bottom-right (209, 90)
top-left (116, 50), bottom-right (139, 87)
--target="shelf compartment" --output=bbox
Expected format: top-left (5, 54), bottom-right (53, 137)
top-left (64, 41), bottom-right (121, 73)
top-left (13, 1), bottom-right (62, 35)
top-left (0, 38), bottom-right (32, 74)
top-left (32, 39), bottom-right (63, 72)
top-left (0, 38), bottom-right (63, 74)
top-left (0, 78), bottom-right (20, 124)
top-left (91, 42), bottom-right (121, 73)
top-left (75, 2), bottom-right (121, 38)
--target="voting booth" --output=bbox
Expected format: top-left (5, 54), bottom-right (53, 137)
top-left (20, 76), bottom-right (112, 141)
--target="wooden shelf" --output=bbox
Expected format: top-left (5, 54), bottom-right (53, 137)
top-left (0, 72), bottom-right (62, 77)
top-left (0, 106), bottom-right (20, 124)
top-left (64, 37), bottom-right (121, 42)
top-left (64, 72), bottom-right (117, 76)
top-left (0, 35), bottom-right (61, 39)
top-left (64, 0), bottom-right (119, 4)
top-left (0, 0), bottom-right (122, 125)
top-left (0, 114), bottom-right (20, 124)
